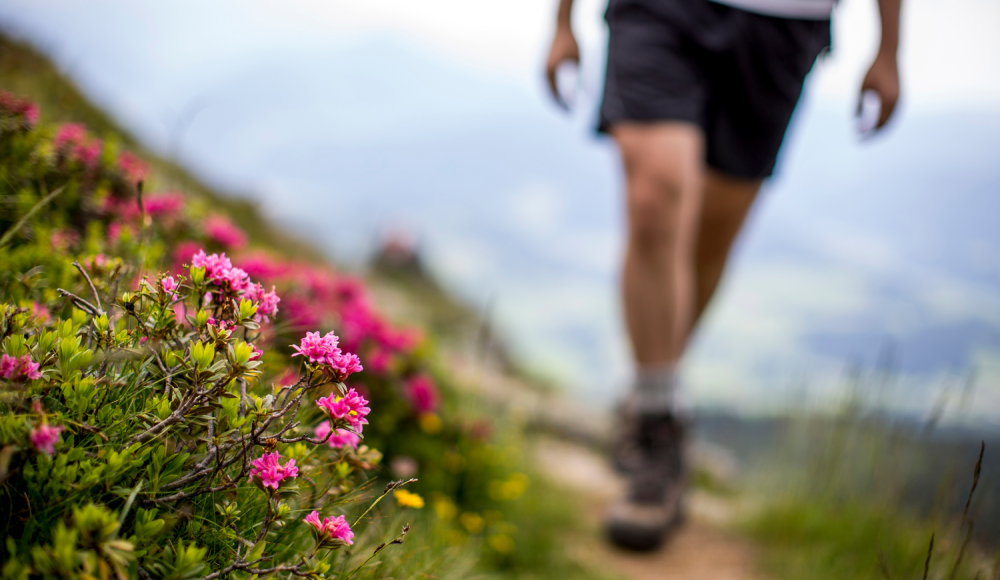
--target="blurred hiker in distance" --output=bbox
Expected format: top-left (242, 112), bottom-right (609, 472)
top-left (546, 0), bottom-right (901, 551)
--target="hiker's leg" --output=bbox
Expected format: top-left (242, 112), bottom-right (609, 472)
top-left (689, 170), bottom-right (762, 335)
top-left (606, 122), bottom-right (703, 551)
top-left (615, 122), bottom-right (705, 369)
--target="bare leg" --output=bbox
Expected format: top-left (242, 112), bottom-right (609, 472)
top-left (689, 170), bottom-right (762, 338)
top-left (607, 124), bottom-right (721, 550)
top-left (613, 122), bottom-right (705, 367)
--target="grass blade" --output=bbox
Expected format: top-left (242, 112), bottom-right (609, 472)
top-left (0, 184), bottom-right (66, 248)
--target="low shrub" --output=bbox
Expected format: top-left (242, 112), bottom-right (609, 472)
top-left (0, 91), bottom-right (577, 579)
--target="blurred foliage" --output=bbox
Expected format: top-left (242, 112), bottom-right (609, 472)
top-left (0, 31), bottom-right (609, 580)
top-left (742, 374), bottom-right (997, 580)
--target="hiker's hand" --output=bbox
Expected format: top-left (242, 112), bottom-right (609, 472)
top-left (858, 51), bottom-right (900, 130)
top-left (546, 26), bottom-right (579, 109)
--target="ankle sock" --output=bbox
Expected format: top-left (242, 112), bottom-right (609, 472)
top-left (632, 364), bottom-right (678, 414)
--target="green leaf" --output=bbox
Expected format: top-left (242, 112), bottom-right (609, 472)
top-left (245, 540), bottom-right (266, 563)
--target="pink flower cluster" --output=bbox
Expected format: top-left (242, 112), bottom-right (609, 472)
top-left (1, 354), bottom-right (42, 381)
top-left (144, 192), bottom-right (185, 217)
top-left (0, 91), bottom-right (39, 127)
top-left (104, 191), bottom-right (184, 222)
top-left (291, 331), bottom-right (363, 382)
top-left (53, 123), bottom-right (102, 168)
top-left (192, 250), bottom-right (251, 293)
top-left (245, 283), bottom-right (280, 323)
top-left (106, 222), bottom-right (133, 245)
top-left (50, 229), bottom-right (80, 252)
top-left (237, 252), bottom-right (293, 281)
top-left (314, 420), bottom-right (360, 450)
top-left (405, 375), bottom-right (440, 415)
top-left (233, 256), bottom-right (419, 373)
top-left (161, 276), bottom-right (179, 300)
top-left (338, 293), bottom-right (417, 355)
top-left (205, 215), bottom-right (248, 250)
top-left (316, 388), bottom-right (370, 433)
top-left (30, 423), bottom-right (63, 455)
top-left (30, 303), bottom-right (50, 323)
top-left (117, 151), bottom-right (149, 184)
top-left (304, 511), bottom-right (354, 545)
top-left (249, 452), bottom-right (299, 490)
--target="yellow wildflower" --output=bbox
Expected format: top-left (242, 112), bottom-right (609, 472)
top-left (393, 489), bottom-right (425, 509)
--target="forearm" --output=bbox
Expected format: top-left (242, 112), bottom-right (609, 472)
top-left (876, 0), bottom-right (901, 57)
top-left (556, 0), bottom-right (575, 30)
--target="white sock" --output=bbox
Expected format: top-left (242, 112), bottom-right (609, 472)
top-left (631, 364), bottom-right (678, 414)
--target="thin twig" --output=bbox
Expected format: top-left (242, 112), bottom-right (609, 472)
top-left (353, 479), bottom-right (418, 527)
top-left (57, 288), bottom-right (99, 316)
top-left (344, 524), bottom-right (409, 580)
top-left (72, 261), bottom-right (104, 314)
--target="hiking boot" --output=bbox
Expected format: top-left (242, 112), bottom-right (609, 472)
top-left (605, 411), bottom-right (687, 551)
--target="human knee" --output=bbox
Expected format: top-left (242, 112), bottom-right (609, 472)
top-left (627, 169), bottom-right (688, 254)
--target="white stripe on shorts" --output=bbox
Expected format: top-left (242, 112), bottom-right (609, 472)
top-left (706, 0), bottom-right (835, 19)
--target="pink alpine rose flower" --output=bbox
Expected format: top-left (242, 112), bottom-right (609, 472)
top-left (30, 423), bottom-right (63, 455)
top-left (190, 250), bottom-right (252, 293)
top-left (30, 302), bottom-right (50, 323)
top-left (191, 250), bottom-right (234, 281)
top-left (53, 124), bottom-right (102, 169)
top-left (205, 215), bottom-right (248, 250)
top-left (221, 265), bottom-right (250, 293)
top-left (291, 331), bottom-right (362, 382)
top-left (316, 388), bottom-right (370, 433)
top-left (405, 375), bottom-right (440, 415)
top-left (291, 331), bottom-right (340, 365)
top-left (53, 123), bottom-right (86, 149)
top-left (144, 192), bottom-right (184, 217)
top-left (1, 354), bottom-right (42, 381)
top-left (117, 151), bottom-right (149, 184)
top-left (330, 352), bottom-right (363, 383)
top-left (161, 276), bottom-right (179, 299)
top-left (249, 452), bottom-right (299, 490)
top-left (303, 511), bottom-right (354, 546)
top-left (0, 91), bottom-right (39, 127)
top-left (0, 354), bottom-right (17, 378)
top-left (246, 283), bottom-right (280, 322)
top-left (314, 421), bottom-right (360, 449)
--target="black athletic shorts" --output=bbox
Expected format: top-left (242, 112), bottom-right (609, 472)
top-left (598, 0), bottom-right (831, 179)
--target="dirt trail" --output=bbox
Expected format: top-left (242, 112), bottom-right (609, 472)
top-left (536, 438), bottom-right (766, 580)
top-left (439, 351), bottom-right (768, 580)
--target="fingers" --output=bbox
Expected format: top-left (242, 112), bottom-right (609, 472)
top-left (545, 61), bottom-right (567, 110)
top-left (876, 92), bottom-right (898, 129)
top-left (859, 64), bottom-right (900, 131)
